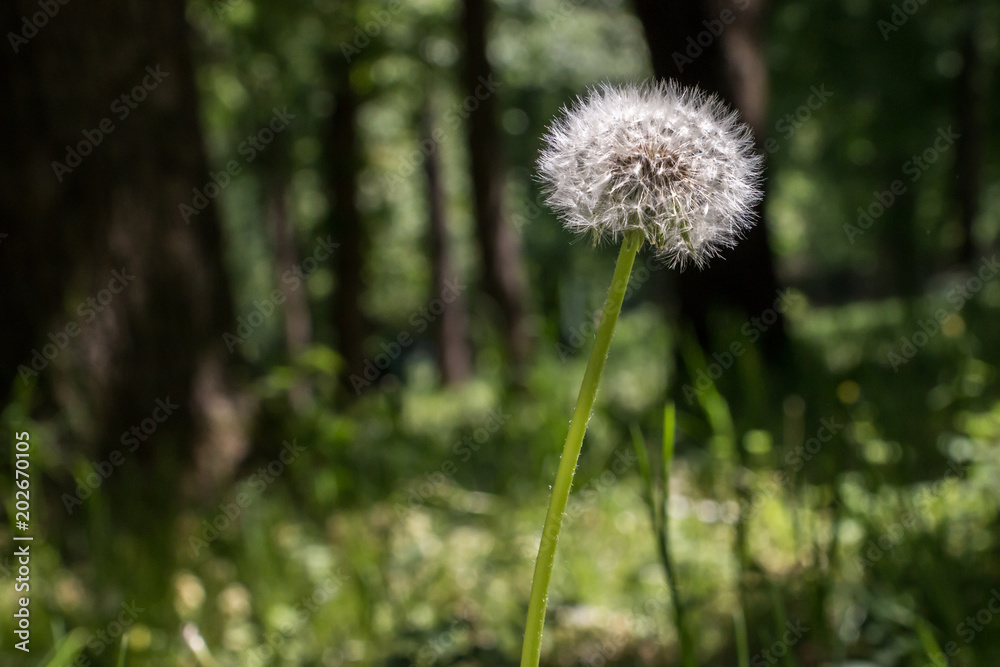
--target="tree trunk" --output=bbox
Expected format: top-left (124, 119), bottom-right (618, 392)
top-left (267, 179), bottom-right (313, 408)
top-left (632, 1), bottom-right (781, 646)
top-left (423, 101), bottom-right (474, 385)
top-left (327, 55), bottom-right (368, 392)
top-left (633, 0), bottom-right (786, 360)
top-left (460, 0), bottom-right (532, 375)
top-left (955, 24), bottom-right (982, 266)
top-left (0, 0), bottom-right (242, 595)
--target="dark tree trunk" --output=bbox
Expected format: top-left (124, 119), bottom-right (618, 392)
top-left (0, 0), bottom-right (241, 596)
top-left (267, 179), bottom-right (313, 407)
top-left (633, 0), bottom-right (786, 360)
top-left (955, 25), bottom-right (982, 266)
top-left (422, 102), bottom-right (473, 385)
top-left (327, 56), bottom-right (368, 391)
top-left (267, 181), bottom-right (313, 355)
top-left (632, 1), bottom-right (781, 647)
top-left (460, 0), bottom-right (532, 375)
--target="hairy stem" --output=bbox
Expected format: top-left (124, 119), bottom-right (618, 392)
top-left (520, 230), bottom-right (642, 666)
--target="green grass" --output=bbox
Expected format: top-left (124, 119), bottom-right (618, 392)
top-left (2, 289), bottom-right (1000, 665)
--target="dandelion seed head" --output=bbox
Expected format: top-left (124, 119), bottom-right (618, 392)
top-left (537, 80), bottom-right (764, 269)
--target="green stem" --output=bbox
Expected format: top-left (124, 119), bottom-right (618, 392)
top-left (520, 230), bottom-right (643, 667)
top-left (658, 403), bottom-right (697, 667)
top-left (734, 608), bottom-right (750, 667)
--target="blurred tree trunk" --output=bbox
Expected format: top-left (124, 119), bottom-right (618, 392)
top-left (633, 0), bottom-right (786, 360)
top-left (0, 0), bottom-right (242, 593)
top-left (268, 182), bottom-right (313, 356)
top-left (632, 0), bottom-right (779, 647)
top-left (327, 55), bottom-right (368, 391)
top-left (422, 102), bottom-right (473, 385)
top-left (955, 25), bottom-right (982, 266)
top-left (460, 0), bottom-right (532, 375)
top-left (267, 180), bottom-right (313, 408)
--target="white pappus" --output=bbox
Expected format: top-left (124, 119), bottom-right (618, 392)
top-left (538, 80), bottom-right (765, 269)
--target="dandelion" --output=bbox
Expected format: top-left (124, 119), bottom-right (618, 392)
top-left (538, 80), bottom-right (763, 269)
top-left (521, 80), bottom-right (763, 667)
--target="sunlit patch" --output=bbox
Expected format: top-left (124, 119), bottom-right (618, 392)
top-left (182, 623), bottom-right (207, 653)
top-left (861, 439), bottom-right (897, 465)
top-left (942, 314), bottom-right (965, 337)
top-left (848, 420), bottom-right (877, 445)
top-left (128, 624), bottom-right (152, 651)
top-left (614, 510), bottom-right (638, 534)
top-left (695, 499), bottom-right (720, 523)
top-left (174, 572), bottom-right (206, 618)
top-left (837, 380), bottom-right (861, 404)
top-left (54, 573), bottom-right (86, 612)
top-left (719, 500), bottom-right (740, 524)
top-left (946, 436), bottom-right (975, 462)
top-left (744, 429), bottom-right (773, 455)
top-left (217, 583), bottom-right (252, 619)
top-left (668, 494), bottom-right (691, 519)
top-left (962, 359), bottom-right (991, 397)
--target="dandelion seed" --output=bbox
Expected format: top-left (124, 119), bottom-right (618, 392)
top-left (538, 80), bottom-right (764, 269)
